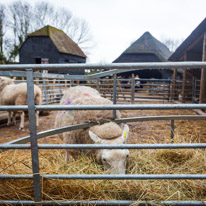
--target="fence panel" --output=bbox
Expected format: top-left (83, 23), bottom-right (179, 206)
top-left (0, 62), bottom-right (206, 205)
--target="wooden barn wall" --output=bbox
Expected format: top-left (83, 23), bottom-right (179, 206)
top-left (19, 37), bottom-right (60, 64)
top-left (56, 53), bottom-right (86, 75)
top-left (19, 36), bottom-right (86, 75)
top-left (186, 51), bottom-right (202, 61)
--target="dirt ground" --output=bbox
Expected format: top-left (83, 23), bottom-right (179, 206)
top-left (0, 111), bottom-right (59, 144)
top-left (1, 101), bottom-right (206, 145)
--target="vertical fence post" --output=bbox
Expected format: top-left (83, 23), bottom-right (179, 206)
top-left (171, 120), bottom-right (174, 142)
top-left (43, 78), bottom-right (48, 105)
top-left (182, 68), bottom-right (187, 103)
top-left (26, 69), bottom-right (42, 206)
top-left (65, 80), bottom-right (67, 88)
top-left (96, 78), bottom-right (100, 91)
top-left (194, 79), bottom-right (198, 102)
top-left (58, 79), bottom-right (62, 102)
top-left (52, 79), bottom-right (56, 103)
top-left (192, 78), bottom-right (195, 103)
top-left (131, 74), bottom-right (135, 103)
top-left (113, 74), bottom-right (117, 119)
top-left (171, 68), bottom-right (177, 100)
top-left (71, 80), bottom-right (74, 87)
top-left (168, 81), bottom-right (171, 101)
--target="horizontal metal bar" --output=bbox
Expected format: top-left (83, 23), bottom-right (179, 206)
top-left (34, 104), bottom-right (206, 110)
top-left (0, 106), bottom-right (28, 111)
top-left (1, 174), bottom-right (206, 180)
top-left (0, 69), bottom-right (89, 80)
top-left (0, 174), bottom-right (33, 179)
top-left (1, 143), bottom-right (206, 149)
top-left (1, 104), bottom-right (206, 111)
top-left (123, 78), bottom-right (173, 82)
top-left (1, 200), bottom-right (206, 206)
top-left (115, 115), bottom-right (206, 123)
top-left (0, 70), bottom-right (28, 77)
top-left (2, 115), bottom-right (204, 151)
top-left (26, 173), bottom-right (206, 180)
top-left (2, 122), bottom-right (96, 147)
top-left (1, 62), bottom-right (206, 71)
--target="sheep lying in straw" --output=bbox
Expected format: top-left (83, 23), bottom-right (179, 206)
top-left (55, 86), bottom-right (130, 174)
top-left (0, 76), bottom-right (42, 130)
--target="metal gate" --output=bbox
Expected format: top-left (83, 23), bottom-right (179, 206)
top-left (0, 62), bottom-right (206, 205)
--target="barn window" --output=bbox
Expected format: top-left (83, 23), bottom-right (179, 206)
top-left (35, 57), bottom-right (41, 64)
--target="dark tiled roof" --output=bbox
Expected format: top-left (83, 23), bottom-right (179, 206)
top-left (114, 32), bottom-right (172, 62)
top-left (28, 25), bottom-right (86, 58)
top-left (169, 18), bottom-right (206, 61)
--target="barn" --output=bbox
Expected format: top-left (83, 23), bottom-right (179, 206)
top-left (113, 32), bottom-right (173, 79)
top-left (169, 17), bottom-right (206, 103)
top-left (19, 25), bottom-right (87, 75)
top-left (169, 18), bottom-right (206, 71)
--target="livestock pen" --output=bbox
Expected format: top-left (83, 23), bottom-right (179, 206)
top-left (0, 62), bottom-right (206, 205)
top-left (17, 75), bottom-right (200, 104)
top-left (1, 66), bottom-right (200, 106)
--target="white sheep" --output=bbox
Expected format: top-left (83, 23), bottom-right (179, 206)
top-left (0, 76), bottom-right (42, 130)
top-left (55, 86), bottom-right (130, 174)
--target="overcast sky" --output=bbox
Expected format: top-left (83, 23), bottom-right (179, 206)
top-left (2, 0), bottom-right (206, 63)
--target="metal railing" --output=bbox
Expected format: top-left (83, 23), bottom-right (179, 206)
top-left (0, 62), bottom-right (202, 104)
top-left (0, 62), bottom-right (206, 205)
top-left (11, 77), bottom-right (200, 104)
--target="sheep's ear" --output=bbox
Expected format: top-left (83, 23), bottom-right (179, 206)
top-left (89, 130), bottom-right (103, 144)
top-left (121, 124), bottom-right (129, 143)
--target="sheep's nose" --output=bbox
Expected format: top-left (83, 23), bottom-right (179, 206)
top-left (109, 168), bottom-right (126, 174)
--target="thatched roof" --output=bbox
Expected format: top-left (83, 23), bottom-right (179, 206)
top-left (169, 18), bottom-right (206, 61)
top-left (27, 25), bottom-right (86, 58)
top-left (113, 32), bottom-right (172, 63)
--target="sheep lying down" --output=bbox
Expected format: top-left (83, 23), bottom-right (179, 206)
top-left (55, 86), bottom-right (130, 174)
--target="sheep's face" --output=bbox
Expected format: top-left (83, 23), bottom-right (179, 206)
top-left (89, 124), bottom-right (130, 174)
top-left (100, 148), bottom-right (130, 174)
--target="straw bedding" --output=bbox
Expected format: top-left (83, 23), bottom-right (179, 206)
top-left (0, 103), bottom-right (206, 203)
top-left (1, 148), bottom-right (206, 202)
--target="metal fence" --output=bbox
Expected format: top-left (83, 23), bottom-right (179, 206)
top-left (10, 77), bottom-right (200, 105)
top-left (0, 62), bottom-right (203, 104)
top-left (0, 62), bottom-right (206, 205)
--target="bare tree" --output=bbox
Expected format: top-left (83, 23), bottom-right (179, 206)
top-left (32, 2), bottom-right (54, 30)
top-left (0, 4), bottom-right (7, 63)
top-left (32, 2), bottom-right (93, 49)
top-left (161, 37), bottom-right (184, 52)
top-left (5, 1), bottom-right (33, 61)
top-left (7, 1), bottom-right (32, 45)
top-left (5, 0), bottom-right (93, 61)
top-left (0, 4), bottom-right (4, 53)
top-left (32, 3), bottom-right (73, 31)
top-left (69, 18), bottom-right (93, 44)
